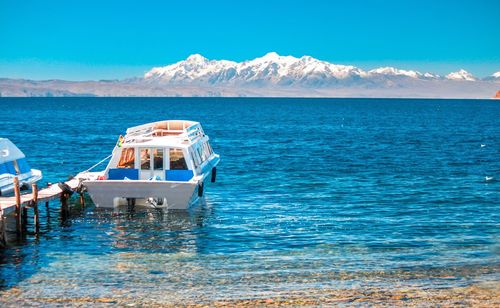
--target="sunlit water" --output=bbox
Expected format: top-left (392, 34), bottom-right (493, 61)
top-left (0, 98), bottom-right (498, 303)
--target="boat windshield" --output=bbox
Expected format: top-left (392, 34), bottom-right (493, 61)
top-left (140, 149), bottom-right (151, 170)
top-left (153, 148), bottom-right (164, 170)
top-left (169, 148), bottom-right (187, 170)
top-left (117, 148), bottom-right (135, 168)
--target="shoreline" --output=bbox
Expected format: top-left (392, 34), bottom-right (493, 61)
top-left (1, 282), bottom-right (498, 307)
top-left (0, 96), bottom-right (497, 100)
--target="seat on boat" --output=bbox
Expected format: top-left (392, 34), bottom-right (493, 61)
top-left (108, 168), bottom-right (139, 180)
top-left (152, 121), bottom-right (194, 136)
top-left (153, 131), bottom-right (183, 137)
top-left (166, 170), bottom-right (193, 182)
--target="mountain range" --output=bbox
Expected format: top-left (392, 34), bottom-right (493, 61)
top-left (1, 53), bottom-right (499, 98)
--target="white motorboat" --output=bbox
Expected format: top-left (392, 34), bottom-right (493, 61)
top-left (0, 138), bottom-right (43, 196)
top-left (77, 120), bottom-right (220, 209)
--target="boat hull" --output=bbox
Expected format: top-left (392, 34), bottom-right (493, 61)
top-left (83, 180), bottom-right (201, 209)
top-left (0, 169), bottom-right (43, 196)
top-left (79, 143), bottom-right (219, 210)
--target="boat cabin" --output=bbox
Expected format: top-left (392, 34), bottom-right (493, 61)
top-left (104, 120), bottom-right (215, 182)
top-left (0, 138), bottom-right (33, 177)
top-left (1, 138), bottom-right (42, 196)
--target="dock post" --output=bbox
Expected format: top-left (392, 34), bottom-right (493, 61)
top-left (0, 210), bottom-right (7, 247)
top-left (32, 183), bottom-right (40, 234)
top-left (80, 193), bottom-right (85, 208)
top-left (22, 207), bottom-right (28, 231)
top-left (45, 182), bottom-right (50, 211)
top-left (13, 177), bottom-right (22, 237)
top-left (60, 192), bottom-right (69, 220)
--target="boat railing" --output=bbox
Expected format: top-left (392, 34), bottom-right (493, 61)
top-left (125, 126), bottom-right (154, 139)
top-left (124, 122), bottom-right (205, 144)
top-left (0, 173), bottom-right (15, 183)
top-left (184, 123), bottom-right (205, 142)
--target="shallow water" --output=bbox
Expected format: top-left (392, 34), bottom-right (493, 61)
top-left (0, 98), bottom-right (499, 303)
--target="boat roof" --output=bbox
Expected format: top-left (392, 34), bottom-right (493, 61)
top-left (0, 138), bottom-right (25, 164)
top-left (122, 120), bottom-right (206, 148)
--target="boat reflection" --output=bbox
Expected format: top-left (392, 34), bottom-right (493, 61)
top-left (92, 197), bottom-right (213, 253)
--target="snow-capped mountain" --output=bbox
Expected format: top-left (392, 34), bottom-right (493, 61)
top-left (1, 53), bottom-right (498, 98)
top-left (445, 69), bottom-right (477, 81)
top-left (144, 52), bottom-right (370, 86)
top-left (481, 71), bottom-right (500, 83)
top-left (368, 67), bottom-right (420, 78)
top-left (144, 53), bottom-right (451, 86)
top-left (367, 67), bottom-right (440, 79)
top-left (144, 54), bottom-right (238, 82)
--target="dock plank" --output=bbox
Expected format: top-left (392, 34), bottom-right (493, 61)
top-left (0, 178), bottom-right (80, 216)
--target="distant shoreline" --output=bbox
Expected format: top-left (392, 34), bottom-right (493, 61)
top-left (0, 76), bottom-right (498, 99)
top-left (0, 95), bottom-right (497, 100)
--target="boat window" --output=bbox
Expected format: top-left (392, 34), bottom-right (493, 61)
top-left (117, 148), bottom-right (135, 168)
top-left (189, 149), bottom-right (195, 167)
top-left (12, 160), bottom-right (21, 175)
top-left (153, 148), bottom-right (164, 170)
top-left (192, 148), bottom-right (200, 166)
top-left (197, 147), bottom-right (204, 163)
top-left (170, 148), bottom-right (187, 170)
top-left (188, 148), bottom-right (197, 168)
top-left (202, 142), bottom-right (210, 159)
top-left (140, 149), bottom-right (151, 170)
top-left (200, 143), bottom-right (206, 161)
top-left (191, 148), bottom-right (201, 168)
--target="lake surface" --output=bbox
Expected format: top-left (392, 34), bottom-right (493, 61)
top-left (0, 98), bottom-right (499, 304)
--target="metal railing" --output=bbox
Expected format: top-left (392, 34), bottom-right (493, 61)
top-left (123, 121), bottom-right (204, 144)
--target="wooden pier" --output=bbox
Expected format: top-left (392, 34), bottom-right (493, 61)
top-left (0, 177), bottom-right (84, 246)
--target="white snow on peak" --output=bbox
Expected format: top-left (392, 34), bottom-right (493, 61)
top-left (241, 53), bottom-right (368, 81)
top-left (368, 67), bottom-right (422, 78)
top-left (143, 53), bottom-right (485, 85)
top-left (492, 71), bottom-right (500, 78)
top-left (423, 72), bottom-right (440, 78)
top-left (186, 54), bottom-right (208, 63)
top-left (244, 52), bottom-right (298, 68)
top-left (445, 69), bottom-right (477, 81)
top-left (260, 52), bottom-right (281, 60)
top-left (144, 52), bottom-right (368, 83)
top-left (144, 54), bottom-right (237, 81)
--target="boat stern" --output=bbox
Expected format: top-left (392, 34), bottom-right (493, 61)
top-left (83, 179), bottom-right (199, 209)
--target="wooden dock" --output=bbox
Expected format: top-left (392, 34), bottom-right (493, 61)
top-left (0, 177), bottom-right (84, 246)
top-left (0, 178), bottom-right (80, 214)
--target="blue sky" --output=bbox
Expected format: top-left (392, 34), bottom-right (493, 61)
top-left (0, 0), bottom-right (498, 80)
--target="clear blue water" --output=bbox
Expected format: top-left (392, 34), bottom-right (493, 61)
top-left (0, 98), bottom-right (498, 303)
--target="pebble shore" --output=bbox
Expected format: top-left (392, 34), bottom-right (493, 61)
top-left (1, 282), bottom-right (498, 307)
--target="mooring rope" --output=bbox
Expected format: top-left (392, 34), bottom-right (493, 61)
top-left (82, 154), bottom-right (112, 173)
